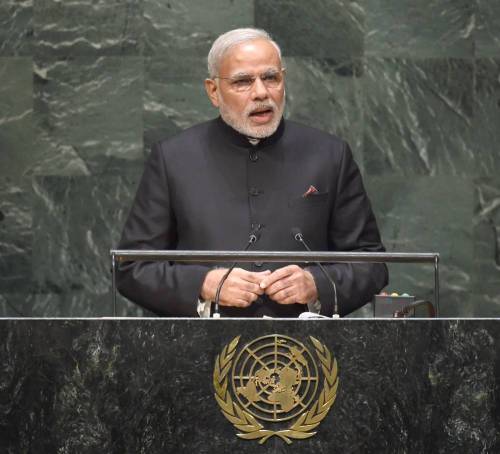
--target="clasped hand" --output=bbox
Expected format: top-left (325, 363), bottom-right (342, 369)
top-left (200, 265), bottom-right (318, 308)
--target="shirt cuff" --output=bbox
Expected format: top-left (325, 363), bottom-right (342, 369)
top-left (197, 299), bottom-right (212, 318)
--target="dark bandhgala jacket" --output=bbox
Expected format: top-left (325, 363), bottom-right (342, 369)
top-left (117, 117), bottom-right (388, 317)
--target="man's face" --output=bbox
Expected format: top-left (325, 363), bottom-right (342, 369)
top-left (205, 39), bottom-right (285, 138)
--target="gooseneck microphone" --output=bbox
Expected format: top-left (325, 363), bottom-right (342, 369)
top-left (291, 227), bottom-right (339, 318)
top-left (212, 225), bottom-right (262, 318)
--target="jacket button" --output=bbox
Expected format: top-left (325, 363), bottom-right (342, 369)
top-left (250, 151), bottom-right (258, 162)
top-left (249, 187), bottom-right (260, 196)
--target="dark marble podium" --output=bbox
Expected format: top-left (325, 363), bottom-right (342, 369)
top-left (0, 319), bottom-right (498, 453)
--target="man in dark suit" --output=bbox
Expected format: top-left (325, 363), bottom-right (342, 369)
top-left (117, 28), bottom-right (388, 317)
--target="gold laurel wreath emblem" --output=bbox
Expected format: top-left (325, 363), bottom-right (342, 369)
top-left (213, 335), bottom-right (339, 444)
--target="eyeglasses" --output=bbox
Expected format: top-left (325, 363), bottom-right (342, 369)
top-left (214, 68), bottom-right (285, 92)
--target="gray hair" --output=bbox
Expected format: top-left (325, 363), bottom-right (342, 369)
top-left (207, 28), bottom-right (282, 78)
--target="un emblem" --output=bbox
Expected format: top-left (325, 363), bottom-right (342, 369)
top-left (213, 334), bottom-right (339, 444)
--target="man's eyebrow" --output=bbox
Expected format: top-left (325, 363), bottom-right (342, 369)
top-left (229, 68), bottom-right (280, 78)
top-left (229, 71), bottom-right (253, 78)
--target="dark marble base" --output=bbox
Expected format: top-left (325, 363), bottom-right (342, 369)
top-left (0, 319), bottom-right (498, 453)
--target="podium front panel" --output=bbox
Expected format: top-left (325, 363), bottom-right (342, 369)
top-left (0, 319), bottom-right (497, 453)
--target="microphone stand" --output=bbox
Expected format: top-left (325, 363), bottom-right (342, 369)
top-left (292, 228), bottom-right (340, 318)
top-left (213, 230), bottom-right (260, 318)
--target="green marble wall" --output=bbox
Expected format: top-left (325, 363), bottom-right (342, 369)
top-left (0, 1), bottom-right (499, 317)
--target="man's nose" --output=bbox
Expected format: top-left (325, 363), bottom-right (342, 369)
top-left (250, 76), bottom-right (269, 100)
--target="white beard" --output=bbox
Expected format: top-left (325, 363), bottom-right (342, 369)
top-left (218, 96), bottom-right (285, 139)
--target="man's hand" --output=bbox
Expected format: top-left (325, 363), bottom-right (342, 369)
top-left (200, 268), bottom-right (271, 308)
top-left (259, 265), bottom-right (318, 305)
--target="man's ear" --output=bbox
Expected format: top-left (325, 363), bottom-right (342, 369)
top-left (204, 78), bottom-right (220, 107)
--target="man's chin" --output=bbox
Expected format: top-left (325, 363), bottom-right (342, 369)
top-left (245, 125), bottom-right (277, 139)
top-left (219, 106), bottom-right (283, 139)
top-left (243, 116), bottom-right (282, 138)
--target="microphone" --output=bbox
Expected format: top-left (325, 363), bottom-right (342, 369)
top-left (212, 225), bottom-right (262, 318)
top-left (291, 227), bottom-right (340, 318)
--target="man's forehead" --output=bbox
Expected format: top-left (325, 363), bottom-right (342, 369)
top-left (220, 39), bottom-right (281, 74)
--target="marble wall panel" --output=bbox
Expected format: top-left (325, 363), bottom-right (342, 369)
top-left (363, 58), bottom-right (474, 176)
top-left (256, 0), bottom-right (364, 59)
top-left (0, 291), bottom-right (103, 317)
top-left (474, 180), bottom-right (500, 317)
top-left (30, 175), bottom-right (139, 316)
top-left (0, 0), bottom-right (33, 56)
top-left (143, 56), bottom-right (216, 151)
top-left (33, 0), bottom-right (143, 57)
top-left (0, 291), bottom-right (146, 318)
top-left (1, 1), bottom-right (499, 317)
top-left (364, 0), bottom-right (474, 57)
top-left (366, 176), bottom-right (474, 316)
top-left (0, 57), bottom-right (35, 304)
top-left (143, 0), bottom-right (254, 56)
top-left (0, 179), bottom-right (32, 294)
top-left (0, 58), bottom-right (34, 182)
top-left (33, 56), bottom-right (144, 175)
top-left (474, 59), bottom-right (500, 177)
top-left (284, 57), bottom-right (365, 169)
top-left (476, 0), bottom-right (500, 57)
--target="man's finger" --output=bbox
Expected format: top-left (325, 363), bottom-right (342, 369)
top-left (220, 291), bottom-right (256, 307)
top-left (239, 269), bottom-right (271, 284)
top-left (274, 295), bottom-right (297, 305)
top-left (260, 265), bottom-right (297, 289)
top-left (266, 278), bottom-right (294, 297)
top-left (220, 298), bottom-right (252, 308)
top-left (269, 287), bottom-right (295, 303)
top-left (234, 279), bottom-right (264, 295)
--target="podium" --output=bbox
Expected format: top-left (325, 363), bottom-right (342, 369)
top-left (110, 249), bottom-right (441, 317)
top-left (0, 319), bottom-right (497, 452)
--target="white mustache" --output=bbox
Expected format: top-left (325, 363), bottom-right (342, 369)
top-left (247, 103), bottom-right (276, 115)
